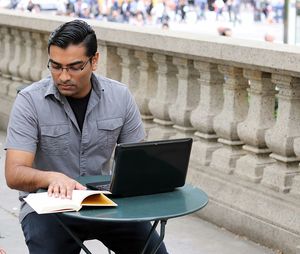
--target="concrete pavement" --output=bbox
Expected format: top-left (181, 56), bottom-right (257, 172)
top-left (168, 10), bottom-right (283, 43)
top-left (0, 130), bottom-right (278, 254)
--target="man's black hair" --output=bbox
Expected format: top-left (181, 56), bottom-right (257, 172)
top-left (48, 19), bottom-right (97, 57)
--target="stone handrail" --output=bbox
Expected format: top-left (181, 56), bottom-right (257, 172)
top-left (0, 9), bottom-right (299, 254)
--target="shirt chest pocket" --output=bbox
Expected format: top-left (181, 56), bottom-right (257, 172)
top-left (97, 118), bottom-right (123, 149)
top-left (39, 124), bottom-right (70, 156)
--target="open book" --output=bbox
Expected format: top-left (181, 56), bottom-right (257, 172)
top-left (24, 190), bottom-right (117, 214)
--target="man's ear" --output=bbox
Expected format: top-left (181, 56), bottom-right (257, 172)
top-left (92, 52), bottom-right (99, 71)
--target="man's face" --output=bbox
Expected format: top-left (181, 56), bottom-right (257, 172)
top-left (48, 44), bottom-right (98, 98)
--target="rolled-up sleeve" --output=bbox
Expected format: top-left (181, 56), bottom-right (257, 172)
top-left (118, 89), bottom-right (145, 144)
top-left (5, 93), bottom-right (38, 153)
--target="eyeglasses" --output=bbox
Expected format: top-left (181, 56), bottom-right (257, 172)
top-left (47, 57), bottom-right (92, 74)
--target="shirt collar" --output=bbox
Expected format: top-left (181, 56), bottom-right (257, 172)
top-left (91, 73), bottom-right (102, 99)
top-left (44, 76), bottom-right (62, 102)
top-left (44, 73), bottom-right (102, 102)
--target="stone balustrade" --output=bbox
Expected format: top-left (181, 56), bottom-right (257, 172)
top-left (0, 9), bottom-right (300, 254)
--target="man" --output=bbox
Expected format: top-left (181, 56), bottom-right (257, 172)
top-left (5, 20), bottom-right (168, 254)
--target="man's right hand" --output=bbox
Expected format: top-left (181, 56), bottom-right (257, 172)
top-left (47, 172), bottom-right (86, 199)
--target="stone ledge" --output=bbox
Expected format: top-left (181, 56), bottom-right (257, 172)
top-left (197, 200), bottom-right (298, 254)
top-left (188, 162), bottom-right (300, 254)
top-left (1, 9), bottom-right (300, 76)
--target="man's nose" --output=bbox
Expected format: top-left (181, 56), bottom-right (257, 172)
top-left (58, 69), bottom-right (71, 82)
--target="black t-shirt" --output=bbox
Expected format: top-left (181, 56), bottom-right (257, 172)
top-left (66, 90), bottom-right (91, 131)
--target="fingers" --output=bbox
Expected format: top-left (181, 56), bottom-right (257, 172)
top-left (60, 186), bottom-right (68, 199)
top-left (48, 182), bottom-right (54, 197)
top-left (66, 185), bottom-right (74, 199)
top-left (53, 182), bottom-right (61, 198)
top-left (48, 182), bottom-right (62, 198)
top-left (47, 174), bottom-right (79, 199)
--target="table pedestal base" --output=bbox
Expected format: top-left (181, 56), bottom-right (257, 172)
top-left (55, 215), bottom-right (167, 254)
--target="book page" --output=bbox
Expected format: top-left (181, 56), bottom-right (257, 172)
top-left (24, 192), bottom-right (80, 214)
top-left (24, 190), bottom-right (116, 214)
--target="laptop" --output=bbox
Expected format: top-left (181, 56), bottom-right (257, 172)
top-left (86, 138), bottom-right (193, 197)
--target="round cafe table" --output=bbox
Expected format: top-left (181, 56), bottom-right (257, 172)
top-left (55, 175), bottom-right (209, 254)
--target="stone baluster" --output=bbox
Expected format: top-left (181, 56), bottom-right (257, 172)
top-left (190, 62), bottom-right (224, 166)
top-left (290, 175), bottom-right (300, 197)
top-left (0, 27), bottom-right (14, 129)
top-left (134, 50), bottom-right (157, 120)
top-left (168, 57), bottom-right (199, 133)
top-left (292, 138), bottom-right (300, 197)
top-left (262, 74), bottom-right (300, 192)
top-left (30, 32), bottom-right (48, 81)
top-left (147, 54), bottom-right (178, 140)
top-left (19, 31), bottom-right (34, 84)
top-left (44, 33), bottom-right (51, 78)
top-left (210, 65), bottom-right (249, 174)
top-left (0, 27), bottom-right (13, 83)
top-left (0, 28), bottom-right (3, 68)
top-left (8, 28), bottom-right (25, 98)
top-left (0, 28), bottom-right (4, 95)
top-left (235, 70), bottom-right (276, 182)
top-left (116, 48), bottom-right (139, 93)
top-left (149, 54), bottom-right (177, 125)
top-left (96, 42), bottom-right (108, 76)
top-left (0, 27), bottom-right (13, 96)
top-left (0, 27), bottom-right (12, 96)
top-left (97, 43), bottom-right (121, 81)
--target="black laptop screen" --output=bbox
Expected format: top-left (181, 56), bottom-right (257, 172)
top-left (110, 138), bottom-right (193, 197)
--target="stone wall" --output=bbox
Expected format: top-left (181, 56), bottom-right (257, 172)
top-left (0, 9), bottom-right (300, 253)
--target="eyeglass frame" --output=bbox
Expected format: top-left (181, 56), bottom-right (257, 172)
top-left (47, 56), bottom-right (93, 74)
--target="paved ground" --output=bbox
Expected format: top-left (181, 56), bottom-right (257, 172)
top-left (0, 130), bottom-right (278, 254)
top-left (166, 8), bottom-right (283, 43)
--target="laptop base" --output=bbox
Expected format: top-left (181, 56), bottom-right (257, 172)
top-left (86, 181), bottom-right (111, 191)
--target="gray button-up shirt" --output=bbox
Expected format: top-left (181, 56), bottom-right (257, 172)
top-left (5, 73), bottom-right (145, 222)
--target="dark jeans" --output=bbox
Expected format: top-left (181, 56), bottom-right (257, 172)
top-left (21, 212), bottom-right (168, 254)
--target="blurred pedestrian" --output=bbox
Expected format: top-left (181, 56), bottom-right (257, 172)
top-left (74, 0), bottom-right (92, 18)
top-left (81, 4), bottom-right (92, 18)
top-left (195, 0), bottom-right (206, 20)
top-left (215, 0), bottom-right (224, 20)
top-left (178, 0), bottom-right (187, 22)
top-left (107, 8), bottom-right (122, 22)
top-left (232, 0), bottom-right (241, 24)
top-left (120, 0), bottom-right (131, 22)
top-left (151, 0), bottom-right (165, 24)
top-left (65, 0), bottom-right (75, 16)
top-left (227, 0), bottom-right (233, 21)
top-left (131, 10), bottom-right (145, 25)
top-left (9, 0), bottom-right (19, 9)
top-left (26, 0), bottom-right (34, 11)
top-left (145, 0), bottom-right (154, 23)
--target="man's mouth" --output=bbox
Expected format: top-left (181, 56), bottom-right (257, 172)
top-left (58, 84), bottom-right (74, 90)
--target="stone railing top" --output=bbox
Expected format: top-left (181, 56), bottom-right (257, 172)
top-left (1, 9), bottom-right (300, 76)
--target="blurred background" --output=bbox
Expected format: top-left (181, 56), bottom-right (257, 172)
top-left (1, 0), bottom-right (298, 44)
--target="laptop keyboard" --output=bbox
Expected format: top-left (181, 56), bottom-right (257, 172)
top-left (86, 181), bottom-right (111, 191)
top-left (95, 184), bottom-right (110, 191)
